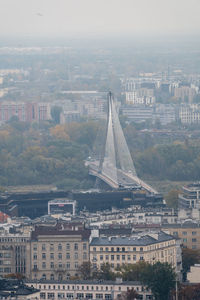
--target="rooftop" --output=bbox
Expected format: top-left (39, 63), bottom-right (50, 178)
top-left (90, 231), bottom-right (174, 246)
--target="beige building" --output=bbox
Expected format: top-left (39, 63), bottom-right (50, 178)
top-left (174, 86), bottom-right (196, 103)
top-left (90, 231), bottom-right (181, 273)
top-left (27, 279), bottom-right (153, 300)
top-left (187, 264), bottom-right (200, 283)
top-left (30, 224), bottom-right (90, 280)
top-left (163, 223), bottom-right (200, 250)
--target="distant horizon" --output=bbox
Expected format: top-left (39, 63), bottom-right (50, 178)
top-left (0, 33), bottom-right (200, 48)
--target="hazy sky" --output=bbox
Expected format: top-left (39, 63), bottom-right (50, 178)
top-left (0, 0), bottom-right (200, 37)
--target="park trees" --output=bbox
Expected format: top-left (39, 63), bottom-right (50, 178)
top-left (140, 262), bottom-right (176, 300)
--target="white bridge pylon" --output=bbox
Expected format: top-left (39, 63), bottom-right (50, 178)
top-left (87, 92), bottom-right (157, 194)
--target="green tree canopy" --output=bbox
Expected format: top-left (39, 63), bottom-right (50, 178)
top-left (165, 189), bottom-right (179, 208)
top-left (140, 262), bottom-right (176, 300)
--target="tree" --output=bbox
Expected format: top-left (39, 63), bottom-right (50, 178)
top-left (140, 262), bottom-right (176, 300)
top-left (51, 106), bottom-right (62, 124)
top-left (165, 189), bottom-right (179, 209)
top-left (117, 262), bottom-right (148, 281)
top-left (50, 125), bottom-right (70, 141)
top-left (178, 283), bottom-right (200, 300)
top-left (78, 261), bottom-right (93, 280)
top-left (182, 248), bottom-right (200, 280)
top-left (4, 273), bottom-right (25, 280)
top-left (118, 288), bottom-right (139, 300)
top-left (97, 263), bottom-right (116, 280)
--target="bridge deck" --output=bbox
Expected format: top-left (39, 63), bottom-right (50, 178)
top-left (89, 163), bottom-right (158, 194)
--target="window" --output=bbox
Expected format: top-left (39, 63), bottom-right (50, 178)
top-left (117, 247), bottom-right (120, 252)
top-left (33, 264), bottom-right (37, 270)
top-left (74, 253), bottom-right (78, 260)
top-left (140, 256), bottom-right (144, 261)
top-left (33, 244), bottom-right (37, 251)
top-left (100, 255), bottom-right (103, 261)
top-left (66, 253), bottom-right (70, 259)
top-left (66, 263), bottom-right (70, 269)
top-left (105, 294), bottom-right (112, 299)
top-left (192, 232), bottom-right (197, 235)
top-left (83, 243), bottom-right (87, 250)
top-left (42, 274), bottom-right (46, 280)
top-left (93, 247), bottom-right (96, 252)
top-left (140, 247), bottom-right (143, 252)
top-left (40, 293), bottom-right (46, 299)
top-left (86, 294), bottom-right (93, 299)
top-left (58, 253), bottom-right (62, 260)
top-left (83, 252), bottom-right (87, 260)
top-left (111, 255), bottom-right (114, 260)
top-left (96, 294), bottom-right (103, 299)
top-left (133, 247), bottom-right (136, 251)
top-left (50, 262), bottom-right (54, 269)
top-left (105, 247), bottom-right (108, 252)
top-left (66, 243), bottom-right (70, 250)
top-left (192, 238), bottom-right (197, 242)
top-left (117, 255), bottom-right (120, 261)
top-left (58, 274), bottom-right (63, 281)
top-left (106, 255), bottom-right (109, 260)
top-left (182, 231), bottom-right (187, 236)
top-left (100, 247), bottom-right (103, 252)
top-left (33, 253), bottom-right (37, 260)
top-left (173, 232), bottom-right (178, 236)
top-left (127, 255), bottom-right (131, 261)
top-left (47, 293), bottom-right (55, 299)
top-left (50, 274), bottom-right (54, 280)
top-left (111, 247), bottom-right (114, 252)
top-left (74, 243), bottom-right (78, 250)
top-left (122, 255), bottom-right (125, 261)
top-left (42, 244), bottom-right (46, 251)
top-left (58, 244), bottom-right (62, 251)
top-left (4, 253), bottom-right (11, 258)
top-left (59, 263), bottom-right (62, 269)
top-left (122, 247), bottom-right (125, 252)
top-left (42, 253), bottom-right (46, 260)
top-left (192, 245), bottom-right (197, 249)
top-left (42, 262), bottom-right (46, 269)
top-left (183, 238), bottom-right (187, 243)
top-left (133, 255), bottom-right (136, 261)
top-left (50, 253), bottom-right (54, 260)
top-left (75, 262), bottom-right (79, 269)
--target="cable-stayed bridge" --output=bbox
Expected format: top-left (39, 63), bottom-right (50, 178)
top-left (86, 92), bottom-right (157, 194)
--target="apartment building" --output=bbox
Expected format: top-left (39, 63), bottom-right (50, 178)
top-left (174, 86), bottom-right (196, 103)
top-left (0, 229), bottom-right (31, 278)
top-left (163, 222), bottom-right (200, 250)
top-left (179, 104), bottom-right (200, 124)
top-left (30, 223), bottom-right (91, 280)
top-left (0, 102), bottom-right (51, 123)
top-left (27, 279), bottom-right (153, 300)
top-left (178, 182), bottom-right (200, 209)
top-left (90, 231), bottom-right (181, 272)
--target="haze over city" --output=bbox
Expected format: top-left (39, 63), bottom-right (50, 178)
top-left (0, 1), bottom-right (200, 299)
top-left (0, 0), bottom-right (200, 38)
